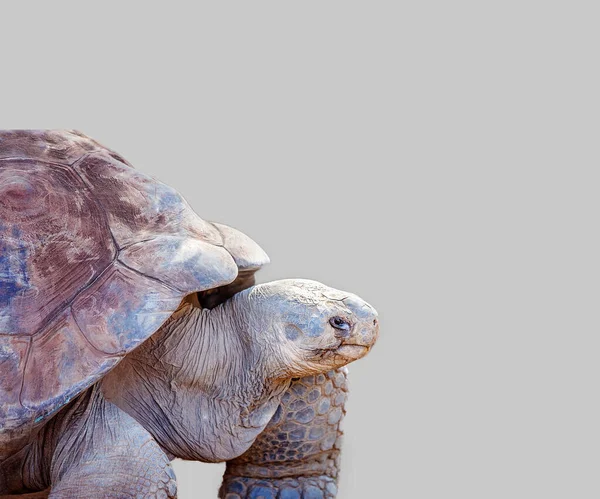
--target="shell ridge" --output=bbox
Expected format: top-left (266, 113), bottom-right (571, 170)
top-left (67, 154), bottom-right (122, 252)
top-left (115, 259), bottom-right (181, 294)
top-left (118, 237), bottom-right (159, 251)
top-left (209, 221), bottom-right (228, 251)
top-left (16, 337), bottom-right (32, 410)
top-left (70, 305), bottom-right (117, 357)
top-left (26, 257), bottom-right (117, 340)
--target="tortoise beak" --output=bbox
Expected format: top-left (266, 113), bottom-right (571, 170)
top-left (336, 295), bottom-right (379, 359)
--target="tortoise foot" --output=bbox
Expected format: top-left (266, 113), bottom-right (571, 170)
top-left (220, 475), bottom-right (337, 499)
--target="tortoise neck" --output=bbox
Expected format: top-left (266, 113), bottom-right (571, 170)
top-left (186, 300), bottom-right (261, 397)
top-left (100, 296), bottom-right (285, 461)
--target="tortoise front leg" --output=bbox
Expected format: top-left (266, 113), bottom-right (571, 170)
top-left (219, 368), bottom-right (349, 499)
top-left (47, 387), bottom-right (177, 499)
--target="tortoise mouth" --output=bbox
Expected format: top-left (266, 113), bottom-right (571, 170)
top-left (313, 342), bottom-right (370, 361)
top-left (336, 343), bottom-right (369, 358)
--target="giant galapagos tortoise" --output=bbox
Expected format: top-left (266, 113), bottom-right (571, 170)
top-left (0, 130), bottom-right (378, 498)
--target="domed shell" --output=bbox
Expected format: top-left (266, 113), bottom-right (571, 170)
top-left (0, 130), bottom-right (266, 437)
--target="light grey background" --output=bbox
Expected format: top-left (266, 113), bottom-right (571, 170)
top-left (1, 2), bottom-right (598, 498)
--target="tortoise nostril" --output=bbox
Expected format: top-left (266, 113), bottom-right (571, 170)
top-left (373, 319), bottom-right (378, 326)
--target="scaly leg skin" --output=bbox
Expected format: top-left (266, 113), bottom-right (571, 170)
top-left (219, 367), bottom-right (349, 499)
top-left (44, 387), bottom-right (177, 499)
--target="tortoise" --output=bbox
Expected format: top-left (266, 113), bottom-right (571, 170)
top-left (0, 130), bottom-right (379, 498)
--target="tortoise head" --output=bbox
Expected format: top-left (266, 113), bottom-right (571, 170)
top-left (238, 279), bottom-right (379, 378)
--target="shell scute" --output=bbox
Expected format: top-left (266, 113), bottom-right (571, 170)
top-left (0, 160), bottom-right (116, 337)
top-left (119, 236), bottom-right (238, 295)
top-left (20, 309), bottom-right (116, 415)
top-left (211, 222), bottom-right (270, 271)
top-left (0, 337), bottom-right (29, 423)
top-left (71, 263), bottom-right (182, 355)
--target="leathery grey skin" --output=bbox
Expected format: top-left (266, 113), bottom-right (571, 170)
top-left (1, 279), bottom-right (377, 498)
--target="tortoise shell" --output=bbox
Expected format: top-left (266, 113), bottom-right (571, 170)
top-left (0, 130), bottom-right (268, 437)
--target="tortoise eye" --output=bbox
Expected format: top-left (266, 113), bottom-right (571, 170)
top-left (330, 316), bottom-right (351, 331)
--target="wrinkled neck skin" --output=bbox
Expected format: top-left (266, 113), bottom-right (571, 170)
top-left (101, 297), bottom-right (291, 463)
